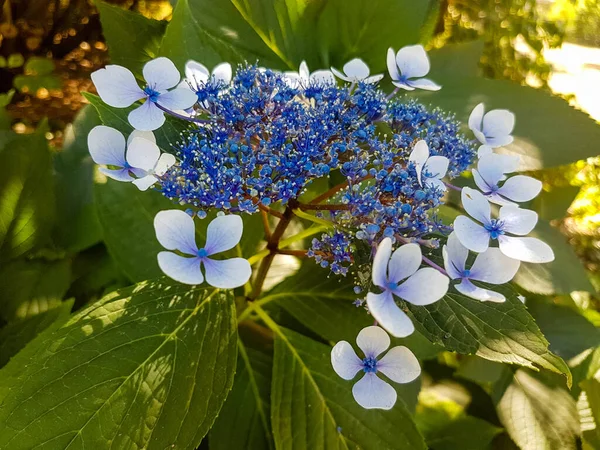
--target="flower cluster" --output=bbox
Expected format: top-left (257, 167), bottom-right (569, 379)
top-left (88, 43), bottom-right (554, 411)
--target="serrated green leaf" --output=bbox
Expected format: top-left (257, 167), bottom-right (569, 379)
top-left (268, 320), bottom-right (426, 450)
top-left (0, 258), bottom-right (71, 321)
top-left (0, 279), bottom-right (237, 450)
top-left (96, 1), bottom-right (167, 77)
top-left (492, 369), bottom-right (579, 450)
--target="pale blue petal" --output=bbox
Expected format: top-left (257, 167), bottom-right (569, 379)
top-left (477, 154), bottom-right (507, 187)
top-left (469, 248), bottom-right (520, 284)
top-left (343, 58), bottom-right (370, 80)
top-left (394, 268), bottom-right (448, 306)
top-left (203, 257), bottom-right (251, 288)
top-left (391, 80), bottom-right (415, 91)
top-left (157, 252), bottom-right (204, 285)
top-left (127, 129), bottom-right (155, 146)
top-left (498, 205), bottom-right (538, 235)
top-left (455, 279), bottom-right (506, 302)
top-left (423, 156), bottom-right (449, 180)
top-left (498, 235), bottom-right (555, 263)
top-left (331, 341), bottom-right (363, 380)
top-left (212, 62), bottom-right (232, 85)
top-left (395, 44), bottom-right (430, 79)
top-left (424, 177), bottom-right (446, 192)
top-left (461, 187), bottom-right (491, 225)
top-left (406, 78), bottom-right (441, 91)
top-left (468, 103), bottom-right (484, 134)
top-left (387, 48), bottom-right (401, 80)
top-left (352, 373), bottom-right (397, 410)
top-left (132, 175), bottom-right (158, 191)
top-left (364, 74), bottom-right (384, 84)
top-left (372, 238), bottom-right (393, 288)
top-left (91, 65), bottom-right (144, 108)
top-left (331, 66), bottom-right (352, 82)
top-left (485, 135), bottom-right (514, 148)
top-left (204, 214), bottom-right (243, 255)
top-left (88, 125), bottom-right (127, 166)
top-left (443, 232), bottom-right (468, 279)
top-left (388, 243), bottom-right (421, 284)
top-left (157, 88), bottom-right (198, 110)
top-left (482, 109), bottom-right (515, 142)
top-left (366, 291), bottom-right (414, 338)
top-left (377, 346), bottom-right (421, 383)
top-left (185, 60), bottom-right (210, 89)
top-left (356, 326), bottom-right (390, 359)
top-left (143, 57), bottom-right (180, 91)
top-left (128, 101), bottom-right (165, 131)
top-left (99, 167), bottom-right (132, 182)
top-left (498, 176), bottom-right (542, 203)
top-left (309, 70), bottom-right (335, 85)
top-left (453, 216), bottom-right (490, 253)
top-left (126, 137), bottom-right (160, 171)
top-left (154, 209), bottom-right (198, 255)
top-left (409, 140), bottom-right (429, 187)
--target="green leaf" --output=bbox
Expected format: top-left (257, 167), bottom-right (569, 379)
top-left (96, 1), bottom-right (167, 77)
top-left (530, 184), bottom-right (580, 221)
top-left (0, 258), bottom-right (71, 321)
top-left (95, 180), bottom-right (176, 282)
top-left (403, 279), bottom-right (572, 383)
top-left (160, 0), bottom-right (435, 71)
top-left (269, 322), bottom-right (426, 450)
top-left (0, 299), bottom-right (73, 368)
top-left (259, 262), bottom-right (441, 361)
top-left (54, 104), bottom-right (103, 252)
top-left (13, 74), bottom-right (61, 92)
top-left (0, 126), bottom-right (56, 262)
top-left (0, 279), bottom-right (237, 450)
top-left (492, 369), bottom-right (580, 450)
top-left (421, 44), bottom-right (600, 169)
top-left (513, 219), bottom-right (594, 294)
top-left (210, 333), bottom-right (274, 450)
top-left (580, 377), bottom-right (600, 448)
top-left (0, 90), bottom-right (14, 128)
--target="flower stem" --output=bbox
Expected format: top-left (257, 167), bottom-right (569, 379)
top-left (421, 254), bottom-right (448, 276)
top-left (444, 182), bottom-right (462, 192)
top-left (155, 103), bottom-right (210, 124)
top-left (299, 203), bottom-right (350, 211)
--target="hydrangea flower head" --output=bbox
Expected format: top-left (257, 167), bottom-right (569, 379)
top-left (387, 45), bottom-right (441, 91)
top-left (91, 57), bottom-right (197, 131)
top-left (468, 103), bottom-right (515, 148)
top-left (366, 238), bottom-right (449, 337)
top-left (331, 326), bottom-right (421, 410)
top-left (331, 58), bottom-right (383, 83)
top-left (443, 232), bottom-right (520, 302)
top-left (454, 187), bottom-right (554, 263)
top-left (154, 211), bottom-right (251, 288)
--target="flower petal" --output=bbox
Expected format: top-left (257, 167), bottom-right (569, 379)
top-left (424, 177), bottom-right (446, 192)
top-left (343, 58), bottom-right (370, 80)
top-left (309, 70), bottom-right (335, 85)
top-left (469, 103), bottom-right (485, 132)
top-left (498, 176), bottom-right (542, 203)
top-left (185, 60), bottom-right (210, 88)
top-left (154, 209), bottom-right (198, 255)
top-left (387, 48), bottom-right (401, 80)
top-left (483, 109), bottom-right (515, 142)
top-left (203, 257), bottom-right (251, 289)
top-left (391, 80), bottom-right (415, 91)
top-left (126, 137), bottom-right (160, 171)
top-left (423, 155), bottom-right (449, 180)
top-left (469, 247), bottom-right (520, 284)
top-left (442, 232), bottom-right (468, 279)
top-left (212, 62), bottom-right (232, 85)
top-left (473, 168), bottom-right (494, 193)
top-left (498, 235), bottom-right (555, 263)
top-left (476, 154), bottom-right (506, 188)
top-left (453, 216), bottom-right (490, 253)
top-left (485, 134), bottom-right (514, 148)
top-left (372, 237), bottom-right (393, 288)
top-left (394, 268), bottom-right (448, 306)
top-left (132, 175), bottom-right (158, 191)
top-left (331, 341), bottom-right (363, 380)
top-left (364, 74), bottom-right (384, 84)
top-left (366, 291), bottom-right (414, 338)
top-left (356, 326), bottom-right (390, 359)
top-left (91, 65), bottom-right (145, 108)
top-left (477, 145), bottom-right (493, 158)
top-left (88, 125), bottom-right (127, 166)
top-left (157, 252), bottom-right (204, 285)
top-left (455, 279), bottom-right (506, 302)
top-left (128, 101), bottom-right (165, 131)
top-left (331, 66), bottom-right (351, 82)
top-left (409, 140), bottom-right (429, 186)
top-left (461, 187), bottom-right (492, 225)
top-left (157, 88), bottom-right (198, 111)
top-left (499, 205), bottom-right (538, 235)
top-left (299, 61), bottom-right (310, 82)
top-left (127, 129), bottom-right (156, 146)
top-left (377, 346), bottom-right (421, 383)
top-left (99, 167), bottom-right (133, 182)
top-left (388, 243), bottom-right (421, 283)
top-left (395, 44), bottom-right (430, 78)
top-left (352, 373), bottom-right (397, 410)
top-left (204, 214), bottom-right (243, 255)
top-left (405, 78), bottom-right (441, 91)
top-left (143, 57), bottom-right (181, 91)
top-left (154, 152), bottom-right (176, 176)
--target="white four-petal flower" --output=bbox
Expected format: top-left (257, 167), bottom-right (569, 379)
top-left (154, 211), bottom-right (252, 288)
top-left (473, 153), bottom-right (542, 205)
top-left (180, 60), bottom-right (232, 92)
top-left (283, 61), bottom-right (335, 87)
top-left (331, 326), bottom-right (421, 410)
top-left (88, 125), bottom-right (174, 190)
top-left (468, 103), bottom-right (515, 148)
top-left (91, 57), bottom-right (197, 131)
top-left (387, 45), bottom-right (441, 91)
top-left (454, 187), bottom-right (554, 263)
top-left (409, 140), bottom-right (449, 192)
top-left (443, 232), bottom-right (520, 302)
top-left (366, 239), bottom-right (449, 338)
top-left (331, 58), bottom-right (383, 84)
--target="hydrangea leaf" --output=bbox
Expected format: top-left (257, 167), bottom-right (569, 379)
top-left (580, 377), bottom-right (600, 448)
top-left (267, 320), bottom-right (427, 450)
top-left (96, 1), bottom-right (167, 77)
top-left (0, 279), bottom-right (237, 450)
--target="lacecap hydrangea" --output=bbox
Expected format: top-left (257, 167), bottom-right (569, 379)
top-left (88, 45), bottom-right (553, 410)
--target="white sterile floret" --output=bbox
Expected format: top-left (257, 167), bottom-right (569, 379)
top-left (154, 211), bottom-right (251, 288)
top-left (473, 153), bottom-right (542, 205)
top-left (91, 57), bottom-right (197, 131)
top-left (366, 238), bottom-right (449, 338)
top-left (409, 140), bottom-right (449, 192)
top-left (283, 61), bottom-right (335, 87)
top-left (453, 187), bottom-right (555, 263)
top-left (331, 58), bottom-right (383, 84)
top-left (180, 60), bottom-right (232, 91)
top-left (468, 103), bottom-right (515, 148)
top-left (386, 45), bottom-right (441, 91)
top-left (443, 232), bottom-right (520, 302)
top-left (331, 326), bottom-right (421, 410)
